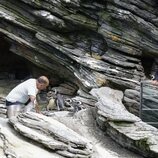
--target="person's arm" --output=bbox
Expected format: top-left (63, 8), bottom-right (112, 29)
top-left (29, 95), bottom-right (40, 113)
top-left (35, 100), bottom-right (40, 113)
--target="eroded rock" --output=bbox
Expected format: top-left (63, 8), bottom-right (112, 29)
top-left (9, 112), bottom-right (93, 158)
top-left (90, 87), bottom-right (158, 158)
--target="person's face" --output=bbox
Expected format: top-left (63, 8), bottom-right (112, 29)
top-left (37, 83), bottom-right (48, 90)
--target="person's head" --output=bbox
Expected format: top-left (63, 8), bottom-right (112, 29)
top-left (36, 76), bottom-right (49, 90)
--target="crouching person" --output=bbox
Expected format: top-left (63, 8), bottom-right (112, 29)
top-left (5, 76), bottom-right (49, 118)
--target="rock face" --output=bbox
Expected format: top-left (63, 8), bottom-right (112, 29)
top-left (9, 112), bottom-right (93, 158)
top-left (0, 0), bottom-right (158, 112)
top-left (0, 86), bottom-right (156, 158)
top-left (1, 0), bottom-right (158, 158)
top-left (124, 81), bottom-right (158, 128)
top-left (1, 0), bottom-right (157, 90)
top-left (0, 109), bottom-right (144, 158)
top-left (90, 87), bottom-right (158, 158)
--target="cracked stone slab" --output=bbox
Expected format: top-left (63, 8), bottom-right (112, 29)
top-left (9, 112), bottom-right (93, 158)
top-left (90, 87), bottom-right (158, 157)
top-left (0, 118), bottom-right (63, 158)
top-left (90, 87), bottom-right (140, 122)
top-left (106, 121), bottom-right (158, 158)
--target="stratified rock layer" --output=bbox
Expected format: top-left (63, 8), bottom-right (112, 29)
top-left (9, 112), bottom-right (92, 158)
top-left (90, 87), bottom-right (158, 158)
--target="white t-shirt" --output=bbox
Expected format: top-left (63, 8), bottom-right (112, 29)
top-left (6, 79), bottom-right (38, 103)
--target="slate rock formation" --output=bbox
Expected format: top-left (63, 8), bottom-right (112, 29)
top-left (1, 0), bottom-right (158, 158)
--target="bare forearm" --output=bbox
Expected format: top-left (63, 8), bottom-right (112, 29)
top-left (29, 95), bottom-right (40, 113)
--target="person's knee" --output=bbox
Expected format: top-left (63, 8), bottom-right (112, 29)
top-left (6, 104), bottom-right (21, 118)
top-left (7, 110), bottom-right (13, 118)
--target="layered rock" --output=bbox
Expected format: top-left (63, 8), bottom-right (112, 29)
top-left (9, 112), bottom-right (92, 158)
top-left (123, 81), bottom-right (158, 128)
top-left (90, 87), bottom-right (158, 158)
top-left (0, 0), bottom-right (158, 158)
top-left (1, 0), bottom-right (156, 90)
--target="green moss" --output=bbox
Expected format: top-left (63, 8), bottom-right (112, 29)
top-left (33, 0), bottom-right (41, 6)
top-left (1, 3), bottom-right (31, 25)
top-left (65, 14), bottom-right (97, 30)
top-left (135, 138), bottom-right (150, 151)
top-left (98, 11), bottom-right (111, 21)
top-left (98, 11), bottom-right (122, 31)
top-left (113, 121), bottom-right (133, 127)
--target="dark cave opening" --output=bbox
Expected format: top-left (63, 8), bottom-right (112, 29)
top-left (0, 36), bottom-right (73, 88)
top-left (0, 36), bottom-right (31, 80)
top-left (141, 55), bottom-right (155, 79)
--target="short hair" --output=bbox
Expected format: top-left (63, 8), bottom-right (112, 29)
top-left (37, 76), bottom-right (49, 85)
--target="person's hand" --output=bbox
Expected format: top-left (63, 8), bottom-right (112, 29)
top-left (35, 104), bottom-right (41, 113)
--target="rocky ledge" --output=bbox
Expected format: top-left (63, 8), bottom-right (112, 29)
top-left (0, 86), bottom-right (156, 158)
top-left (91, 87), bottom-right (158, 158)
